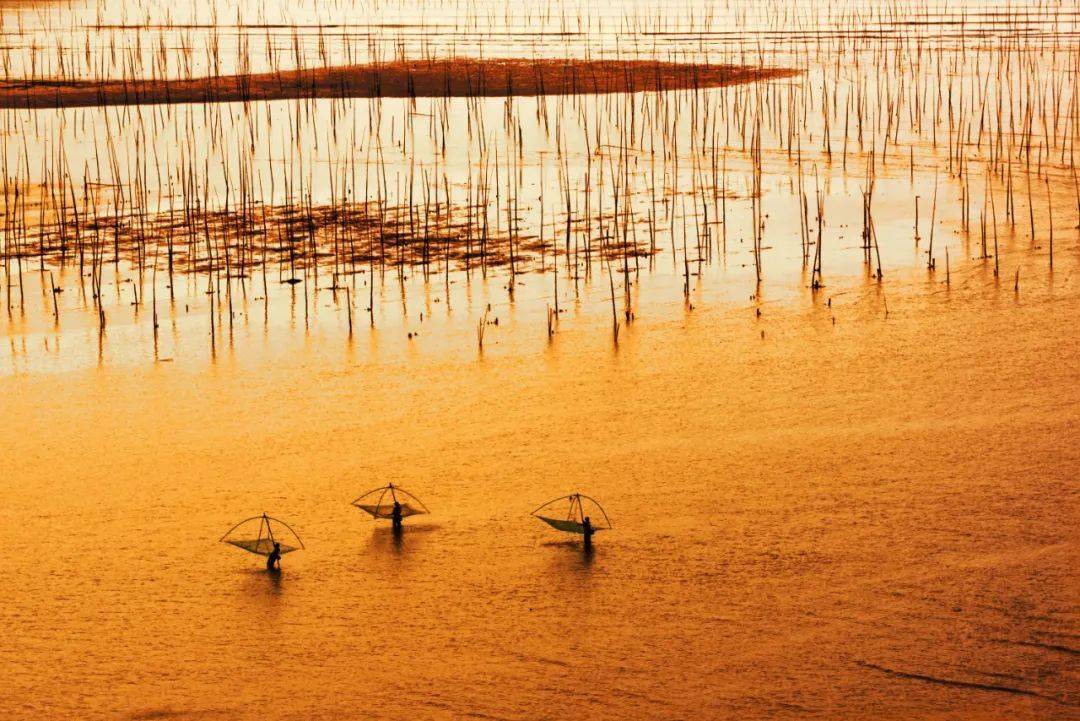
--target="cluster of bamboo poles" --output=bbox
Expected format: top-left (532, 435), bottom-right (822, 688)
top-left (1, 0), bottom-right (1077, 352)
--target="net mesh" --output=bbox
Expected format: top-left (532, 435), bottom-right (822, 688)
top-left (226, 539), bottom-right (300, 556)
top-left (354, 502), bottom-right (425, 519)
top-left (532, 494), bottom-right (612, 534)
top-left (537, 516), bottom-right (591, 535)
top-left (221, 515), bottom-right (304, 557)
top-left (351, 485), bottom-right (429, 519)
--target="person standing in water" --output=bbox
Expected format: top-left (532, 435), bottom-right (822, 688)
top-left (266, 542), bottom-right (282, 571)
top-left (391, 501), bottom-right (403, 530)
top-left (582, 516), bottom-right (594, 549)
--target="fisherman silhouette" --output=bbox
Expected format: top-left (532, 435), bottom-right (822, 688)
top-left (391, 501), bottom-right (404, 530)
top-left (582, 516), bottom-right (594, 549)
top-left (266, 542), bottom-right (282, 571)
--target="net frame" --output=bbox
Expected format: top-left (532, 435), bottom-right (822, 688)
top-left (220, 513), bottom-right (305, 557)
top-left (531, 493), bottom-right (612, 534)
top-left (350, 483), bottom-right (430, 520)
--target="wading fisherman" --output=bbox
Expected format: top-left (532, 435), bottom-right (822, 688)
top-left (392, 501), bottom-right (404, 531)
top-left (266, 542), bottom-right (282, 571)
top-left (582, 516), bottom-right (594, 549)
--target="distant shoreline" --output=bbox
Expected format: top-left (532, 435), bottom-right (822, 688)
top-left (0, 58), bottom-right (798, 109)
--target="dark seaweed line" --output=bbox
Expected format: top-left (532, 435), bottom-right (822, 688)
top-left (856, 661), bottom-right (1076, 706)
top-left (993, 638), bottom-right (1080, 656)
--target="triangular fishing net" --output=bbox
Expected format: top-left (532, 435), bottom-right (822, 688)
top-left (351, 484), bottom-right (429, 520)
top-left (532, 493), bottom-right (612, 535)
top-left (220, 514), bottom-right (305, 556)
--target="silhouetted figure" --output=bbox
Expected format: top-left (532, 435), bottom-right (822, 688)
top-left (392, 501), bottom-right (403, 530)
top-left (582, 516), bottom-right (594, 549)
top-left (267, 542), bottom-right (282, 571)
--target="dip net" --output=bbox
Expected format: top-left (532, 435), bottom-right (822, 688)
top-left (532, 493), bottom-right (612, 535)
top-left (351, 484), bottom-right (429, 519)
top-left (220, 514), bottom-right (304, 556)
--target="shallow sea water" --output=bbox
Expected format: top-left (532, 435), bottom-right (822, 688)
top-left (2, 260), bottom-right (1078, 719)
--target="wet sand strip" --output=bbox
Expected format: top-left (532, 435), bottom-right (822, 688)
top-left (0, 58), bottom-right (798, 109)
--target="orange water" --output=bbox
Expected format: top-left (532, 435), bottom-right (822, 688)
top-left (3, 256), bottom-right (1078, 718)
